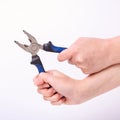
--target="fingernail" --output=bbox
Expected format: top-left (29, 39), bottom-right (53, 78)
top-left (43, 84), bottom-right (50, 88)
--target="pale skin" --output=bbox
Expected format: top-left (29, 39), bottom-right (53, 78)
top-left (58, 36), bottom-right (120, 74)
top-left (33, 36), bottom-right (120, 105)
top-left (33, 64), bottom-right (120, 105)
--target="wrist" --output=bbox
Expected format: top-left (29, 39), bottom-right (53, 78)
top-left (75, 79), bottom-right (94, 104)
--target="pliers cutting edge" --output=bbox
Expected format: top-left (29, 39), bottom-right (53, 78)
top-left (15, 30), bottom-right (67, 73)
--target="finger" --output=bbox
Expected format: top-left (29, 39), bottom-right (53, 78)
top-left (37, 87), bottom-right (56, 97)
top-left (57, 48), bottom-right (73, 62)
top-left (51, 97), bottom-right (66, 105)
top-left (38, 72), bottom-right (54, 86)
top-left (33, 74), bottom-right (44, 86)
top-left (43, 93), bottom-right (63, 102)
top-left (68, 57), bottom-right (75, 65)
top-left (38, 83), bottom-right (50, 89)
top-left (38, 71), bottom-right (66, 93)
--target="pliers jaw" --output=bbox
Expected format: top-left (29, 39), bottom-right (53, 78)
top-left (15, 30), bottom-right (66, 73)
top-left (23, 30), bottom-right (37, 44)
top-left (14, 30), bottom-right (43, 56)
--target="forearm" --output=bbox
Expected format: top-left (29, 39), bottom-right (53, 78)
top-left (108, 36), bottom-right (120, 64)
top-left (77, 64), bottom-right (120, 103)
top-left (34, 65), bottom-right (120, 105)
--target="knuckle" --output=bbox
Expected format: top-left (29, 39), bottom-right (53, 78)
top-left (48, 70), bottom-right (58, 76)
top-left (38, 72), bottom-right (46, 79)
top-left (81, 68), bottom-right (90, 74)
top-left (53, 95), bottom-right (59, 101)
top-left (76, 55), bottom-right (84, 63)
top-left (75, 37), bottom-right (86, 44)
top-left (47, 88), bottom-right (56, 97)
top-left (52, 94), bottom-right (61, 102)
top-left (68, 59), bottom-right (74, 65)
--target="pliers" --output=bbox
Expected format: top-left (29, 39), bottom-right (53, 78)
top-left (15, 30), bottom-right (67, 73)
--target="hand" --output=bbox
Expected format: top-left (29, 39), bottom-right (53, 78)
top-left (33, 70), bottom-right (81, 105)
top-left (33, 64), bottom-right (120, 105)
top-left (58, 37), bottom-right (115, 74)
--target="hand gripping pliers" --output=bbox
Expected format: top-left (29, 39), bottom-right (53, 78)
top-left (15, 30), bottom-right (67, 73)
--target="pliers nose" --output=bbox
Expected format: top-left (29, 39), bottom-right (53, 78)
top-left (23, 30), bottom-right (37, 44)
top-left (14, 30), bottom-right (43, 56)
top-left (15, 30), bottom-right (67, 73)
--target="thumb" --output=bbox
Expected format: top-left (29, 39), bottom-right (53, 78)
top-left (39, 71), bottom-right (64, 91)
top-left (39, 72), bottom-right (56, 87)
top-left (57, 48), bottom-right (73, 62)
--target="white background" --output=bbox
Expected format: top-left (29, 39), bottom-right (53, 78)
top-left (0, 0), bottom-right (120, 120)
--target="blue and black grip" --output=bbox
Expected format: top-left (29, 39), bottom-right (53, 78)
top-left (31, 55), bottom-right (45, 73)
top-left (43, 41), bottom-right (67, 53)
top-left (31, 42), bottom-right (66, 73)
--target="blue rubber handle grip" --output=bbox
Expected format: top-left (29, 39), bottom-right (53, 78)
top-left (43, 41), bottom-right (67, 53)
top-left (34, 64), bottom-right (45, 73)
top-left (31, 55), bottom-right (45, 73)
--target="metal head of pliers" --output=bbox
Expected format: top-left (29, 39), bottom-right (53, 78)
top-left (14, 30), bottom-right (43, 56)
top-left (15, 30), bottom-right (66, 73)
